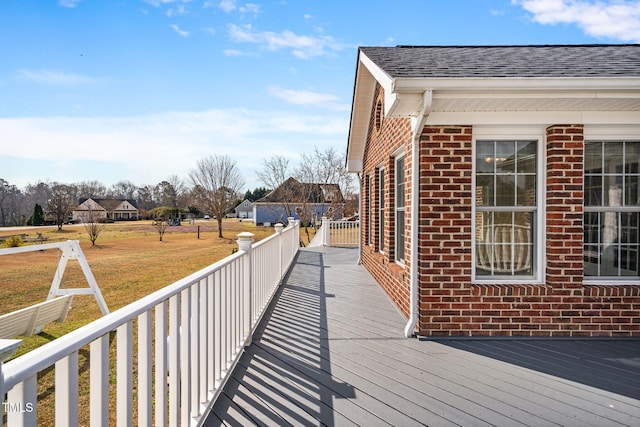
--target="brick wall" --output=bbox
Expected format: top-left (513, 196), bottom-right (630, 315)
top-left (360, 85), bottom-right (412, 318)
top-left (417, 126), bottom-right (474, 336)
top-left (360, 113), bottom-right (640, 337)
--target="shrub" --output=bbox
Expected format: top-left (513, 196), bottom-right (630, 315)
top-left (4, 235), bottom-right (24, 248)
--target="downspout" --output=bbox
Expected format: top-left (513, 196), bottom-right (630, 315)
top-left (404, 90), bottom-right (432, 338)
top-left (357, 172), bottom-right (362, 264)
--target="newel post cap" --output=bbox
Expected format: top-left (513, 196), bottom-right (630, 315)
top-left (236, 232), bottom-right (254, 251)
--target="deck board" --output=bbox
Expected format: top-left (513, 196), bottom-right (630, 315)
top-left (203, 247), bottom-right (640, 427)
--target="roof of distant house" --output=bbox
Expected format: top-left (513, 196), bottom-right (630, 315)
top-left (78, 198), bottom-right (139, 209)
top-left (256, 177), bottom-right (343, 204)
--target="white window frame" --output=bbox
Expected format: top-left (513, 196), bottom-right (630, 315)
top-left (472, 126), bottom-right (545, 284)
top-left (584, 124), bottom-right (640, 284)
top-left (378, 166), bottom-right (385, 253)
top-left (367, 174), bottom-right (373, 246)
top-left (395, 154), bottom-right (406, 264)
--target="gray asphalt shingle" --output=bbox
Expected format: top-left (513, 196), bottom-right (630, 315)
top-left (360, 44), bottom-right (640, 78)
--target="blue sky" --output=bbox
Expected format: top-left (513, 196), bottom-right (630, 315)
top-left (1, 0), bottom-right (639, 192)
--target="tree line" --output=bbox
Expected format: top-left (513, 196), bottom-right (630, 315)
top-left (0, 147), bottom-right (357, 232)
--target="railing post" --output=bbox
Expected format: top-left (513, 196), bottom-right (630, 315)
top-left (322, 217), bottom-right (330, 247)
top-left (236, 232), bottom-right (254, 346)
top-left (1, 339), bottom-right (21, 394)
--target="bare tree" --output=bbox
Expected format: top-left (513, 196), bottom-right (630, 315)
top-left (256, 155), bottom-right (297, 221)
top-left (150, 208), bottom-right (170, 241)
top-left (77, 180), bottom-right (107, 199)
top-left (110, 180), bottom-right (138, 200)
top-left (47, 184), bottom-right (74, 230)
top-left (0, 179), bottom-right (26, 226)
top-left (83, 207), bottom-right (106, 246)
top-left (190, 155), bottom-right (244, 238)
top-left (256, 155), bottom-right (291, 190)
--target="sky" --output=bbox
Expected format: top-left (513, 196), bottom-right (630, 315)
top-left (1, 0), bottom-right (639, 193)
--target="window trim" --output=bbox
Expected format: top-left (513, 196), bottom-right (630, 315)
top-left (394, 153), bottom-right (406, 265)
top-left (378, 166), bottom-right (385, 254)
top-left (366, 173), bottom-right (372, 246)
top-left (472, 127), bottom-right (546, 284)
top-left (584, 139), bottom-right (640, 282)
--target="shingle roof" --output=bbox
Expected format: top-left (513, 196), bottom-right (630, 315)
top-left (257, 177), bottom-right (343, 204)
top-left (360, 45), bottom-right (640, 78)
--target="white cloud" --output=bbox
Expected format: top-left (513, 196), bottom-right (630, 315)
top-left (239, 3), bottom-right (261, 14)
top-left (167, 4), bottom-right (188, 17)
top-left (0, 109), bottom-right (348, 189)
top-left (219, 0), bottom-right (259, 14)
top-left (18, 69), bottom-right (96, 86)
top-left (169, 24), bottom-right (190, 37)
top-left (223, 49), bottom-right (246, 56)
top-left (142, 0), bottom-right (180, 7)
top-left (513, 0), bottom-right (640, 42)
top-left (59, 0), bottom-right (81, 7)
top-left (227, 24), bottom-right (345, 59)
top-left (267, 86), bottom-right (349, 111)
top-left (219, 0), bottom-right (237, 12)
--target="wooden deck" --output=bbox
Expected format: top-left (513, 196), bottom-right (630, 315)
top-left (203, 247), bottom-right (640, 426)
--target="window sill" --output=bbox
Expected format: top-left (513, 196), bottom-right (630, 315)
top-left (472, 278), bottom-right (544, 286)
top-left (583, 279), bottom-right (640, 286)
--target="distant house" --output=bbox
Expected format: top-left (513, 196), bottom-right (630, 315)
top-left (347, 44), bottom-right (640, 338)
top-left (234, 199), bottom-right (253, 219)
top-left (253, 177), bottom-right (344, 226)
top-left (73, 198), bottom-right (139, 223)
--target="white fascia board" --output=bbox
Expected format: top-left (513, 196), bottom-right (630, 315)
top-left (359, 52), bottom-right (397, 116)
top-left (347, 54), bottom-right (378, 173)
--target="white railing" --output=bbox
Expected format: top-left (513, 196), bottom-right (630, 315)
top-left (0, 220), bottom-right (299, 427)
top-left (308, 217), bottom-right (360, 247)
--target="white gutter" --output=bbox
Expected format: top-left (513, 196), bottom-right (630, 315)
top-left (404, 90), bottom-right (432, 338)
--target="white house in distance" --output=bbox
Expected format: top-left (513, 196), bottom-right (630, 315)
top-left (72, 198), bottom-right (139, 223)
top-left (234, 199), bottom-right (253, 219)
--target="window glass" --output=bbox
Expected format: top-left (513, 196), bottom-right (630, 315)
top-left (475, 140), bottom-right (537, 278)
top-left (395, 156), bottom-right (405, 262)
top-left (379, 168), bottom-right (385, 252)
top-left (584, 141), bottom-right (640, 278)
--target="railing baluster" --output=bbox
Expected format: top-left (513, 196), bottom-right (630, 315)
top-left (180, 288), bottom-right (191, 426)
top-left (190, 282), bottom-right (200, 417)
top-left (214, 269), bottom-right (221, 386)
top-left (89, 335), bottom-right (109, 427)
top-left (199, 277), bottom-right (209, 403)
top-left (55, 352), bottom-right (78, 427)
top-left (207, 274), bottom-right (214, 395)
top-left (7, 375), bottom-right (37, 427)
top-left (154, 302), bottom-right (167, 427)
top-left (168, 295), bottom-right (180, 427)
top-left (116, 321), bottom-right (133, 427)
top-left (138, 311), bottom-right (152, 426)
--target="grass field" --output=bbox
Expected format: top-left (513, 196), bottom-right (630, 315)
top-left (0, 219), bottom-right (282, 358)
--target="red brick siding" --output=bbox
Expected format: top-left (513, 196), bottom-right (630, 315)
top-left (360, 113), bottom-right (640, 337)
top-left (360, 85), bottom-right (412, 318)
top-left (417, 126), bottom-right (474, 337)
